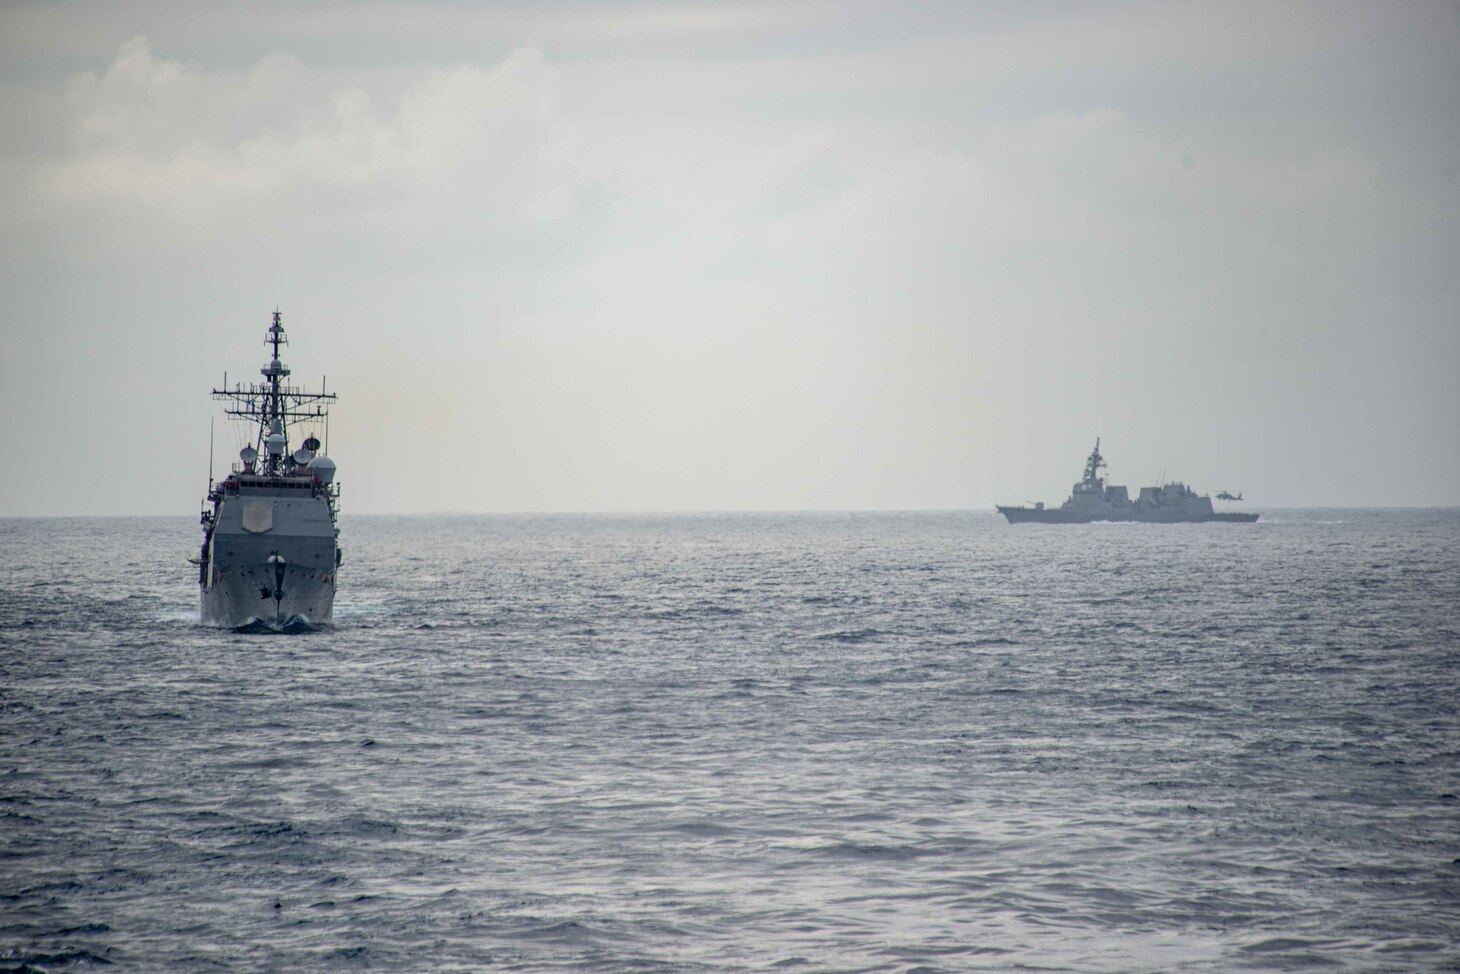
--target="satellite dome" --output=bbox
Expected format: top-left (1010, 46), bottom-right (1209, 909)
top-left (308, 454), bottom-right (337, 484)
top-left (240, 445), bottom-right (258, 464)
top-left (292, 447), bottom-right (314, 465)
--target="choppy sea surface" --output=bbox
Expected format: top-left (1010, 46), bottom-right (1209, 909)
top-left (2, 510), bottom-right (1458, 973)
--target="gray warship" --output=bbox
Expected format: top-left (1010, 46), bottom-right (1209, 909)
top-left (997, 439), bottom-right (1258, 524)
top-left (196, 312), bottom-right (341, 628)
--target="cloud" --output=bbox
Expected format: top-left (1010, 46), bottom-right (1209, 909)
top-left (0, 10), bottom-right (1455, 513)
top-left (32, 37), bottom-right (579, 238)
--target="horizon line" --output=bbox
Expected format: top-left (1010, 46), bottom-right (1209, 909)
top-left (3, 505), bottom-right (1459, 520)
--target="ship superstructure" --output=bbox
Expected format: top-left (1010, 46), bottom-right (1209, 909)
top-left (197, 312), bottom-right (341, 627)
top-left (997, 439), bottom-right (1257, 524)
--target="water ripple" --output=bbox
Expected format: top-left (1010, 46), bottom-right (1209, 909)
top-left (1, 511), bottom-right (1457, 972)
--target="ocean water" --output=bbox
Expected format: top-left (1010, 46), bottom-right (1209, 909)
top-left (1, 510), bottom-right (1457, 973)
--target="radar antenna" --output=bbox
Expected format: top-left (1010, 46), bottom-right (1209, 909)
top-left (211, 311), bottom-right (336, 476)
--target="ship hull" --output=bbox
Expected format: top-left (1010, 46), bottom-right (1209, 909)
top-left (998, 505), bottom-right (1259, 524)
top-left (199, 484), bottom-right (339, 629)
top-left (201, 561), bottom-right (336, 629)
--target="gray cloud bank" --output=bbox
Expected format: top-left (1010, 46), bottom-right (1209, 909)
top-left (1, 1), bottom-right (1457, 514)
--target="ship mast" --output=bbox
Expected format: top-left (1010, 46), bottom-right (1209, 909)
top-left (263, 311), bottom-right (288, 474)
top-left (212, 311), bottom-right (336, 476)
top-left (1081, 437), bottom-right (1107, 489)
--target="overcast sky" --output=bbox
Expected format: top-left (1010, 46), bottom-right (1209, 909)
top-left (1, 0), bottom-right (1457, 515)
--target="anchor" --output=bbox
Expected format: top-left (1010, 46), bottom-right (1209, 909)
top-left (268, 552), bottom-right (287, 624)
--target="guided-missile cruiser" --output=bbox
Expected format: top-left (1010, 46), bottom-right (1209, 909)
top-left (997, 438), bottom-right (1258, 524)
top-left (196, 312), bottom-right (341, 628)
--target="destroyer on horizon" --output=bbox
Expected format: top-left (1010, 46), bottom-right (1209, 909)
top-left (196, 312), bottom-right (342, 628)
top-left (997, 439), bottom-right (1258, 524)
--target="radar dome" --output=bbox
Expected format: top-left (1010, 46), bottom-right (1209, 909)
top-left (266, 431), bottom-right (286, 456)
top-left (308, 455), bottom-right (337, 484)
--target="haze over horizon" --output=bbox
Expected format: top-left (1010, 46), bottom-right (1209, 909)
top-left (2, 1), bottom-right (1457, 516)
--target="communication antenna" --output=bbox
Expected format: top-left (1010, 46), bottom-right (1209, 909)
top-left (208, 417), bottom-right (215, 490)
